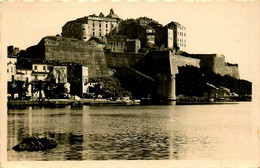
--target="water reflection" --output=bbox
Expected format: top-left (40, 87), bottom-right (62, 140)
top-left (8, 103), bottom-right (253, 160)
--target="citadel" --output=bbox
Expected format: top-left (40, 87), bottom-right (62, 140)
top-left (7, 9), bottom-right (247, 103)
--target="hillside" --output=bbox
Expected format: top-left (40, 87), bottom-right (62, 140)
top-left (176, 66), bottom-right (252, 97)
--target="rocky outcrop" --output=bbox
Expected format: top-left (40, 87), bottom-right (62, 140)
top-left (12, 137), bottom-right (58, 151)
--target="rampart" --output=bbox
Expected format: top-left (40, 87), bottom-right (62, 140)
top-left (190, 54), bottom-right (240, 79)
top-left (105, 51), bottom-right (146, 68)
top-left (31, 36), bottom-right (112, 78)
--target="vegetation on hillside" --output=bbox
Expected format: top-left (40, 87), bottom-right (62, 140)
top-left (176, 66), bottom-right (252, 97)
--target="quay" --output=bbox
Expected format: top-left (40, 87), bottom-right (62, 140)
top-left (7, 99), bottom-right (140, 107)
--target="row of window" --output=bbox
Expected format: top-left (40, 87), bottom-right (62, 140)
top-left (177, 31), bottom-right (186, 36)
top-left (92, 32), bottom-right (106, 36)
top-left (92, 28), bottom-right (109, 32)
top-left (178, 26), bottom-right (186, 30)
top-left (91, 23), bottom-right (114, 29)
top-left (177, 38), bottom-right (186, 43)
top-left (34, 66), bottom-right (49, 71)
top-left (7, 67), bottom-right (14, 73)
top-left (108, 42), bottom-right (124, 47)
top-left (177, 43), bottom-right (186, 47)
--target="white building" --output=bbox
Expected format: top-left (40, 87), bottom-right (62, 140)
top-left (166, 21), bottom-right (187, 51)
top-left (31, 63), bottom-right (50, 81)
top-left (62, 9), bottom-right (122, 41)
top-left (82, 66), bottom-right (89, 95)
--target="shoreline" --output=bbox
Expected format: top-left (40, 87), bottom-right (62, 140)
top-left (7, 99), bottom-right (248, 108)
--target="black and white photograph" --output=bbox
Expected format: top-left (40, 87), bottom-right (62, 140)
top-left (0, 0), bottom-right (259, 167)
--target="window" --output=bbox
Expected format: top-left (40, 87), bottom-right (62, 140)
top-left (93, 22), bottom-right (95, 27)
top-left (93, 32), bottom-right (95, 36)
top-left (34, 66), bottom-right (37, 70)
top-left (82, 28), bottom-right (85, 31)
top-left (7, 69), bottom-right (9, 73)
top-left (184, 33), bottom-right (186, 36)
top-left (99, 24), bottom-right (101, 27)
top-left (106, 24), bottom-right (108, 28)
top-left (43, 66), bottom-right (46, 70)
top-left (11, 67), bottom-right (13, 72)
top-left (99, 33), bottom-right (101, 36)
top-left (99, 29), bottom-right (101, 32)
top-left (112, 24), bottom-right (114, 28)
top-left (84, 37), bottom-right (87, 39)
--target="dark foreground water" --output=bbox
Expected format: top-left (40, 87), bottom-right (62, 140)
top-left (7, 102), bottom-right (255, 160)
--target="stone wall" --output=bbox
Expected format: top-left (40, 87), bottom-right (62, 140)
top-left (171, 55), bottom-right (200, 72)
top-left (115, 66), bottom-right (156, 98)
top-left (190, 54), bottom-right (240, 79)
top-left (105, 51), bottom-right (146, 68)
top-left (38, 36), bottom-right (112, 78)
top-left (224, 65), bottom-right (240, 79)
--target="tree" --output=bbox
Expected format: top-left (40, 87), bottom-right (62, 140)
top-left (31, 80), bottom-right (44, 100)
top-left (8, 80), bottom-right (28, 100)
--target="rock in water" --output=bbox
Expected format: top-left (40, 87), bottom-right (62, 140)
top-left (12, 137), bottom-right (58, 151)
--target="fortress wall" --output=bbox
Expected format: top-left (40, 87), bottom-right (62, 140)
top-left (40, 36), bottom-right (112, 78)
top-left (190, 54), bottom-right (240, 79)
top-left (105, 52), bottom-right (146, 68)
top-left (212, 55), bottom-right (226, 75)
top-left (172, 55), bottom-right (200, 69)
top-left (224, 65), bottom-right (240, 79)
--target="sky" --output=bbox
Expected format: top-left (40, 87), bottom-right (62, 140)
top-left (1, 1), bottom-right (260, 81)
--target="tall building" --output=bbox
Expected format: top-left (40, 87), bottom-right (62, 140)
top-left (62, 9), bottom-right (122, 41)
top-left (166, 22), bottom-right (187, 51)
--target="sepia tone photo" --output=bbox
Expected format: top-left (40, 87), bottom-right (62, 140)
top-left (0, 0), bottom-right (259, 167)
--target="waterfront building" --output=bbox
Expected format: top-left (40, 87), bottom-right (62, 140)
top-left (166, 21), bottom-right (187, 51)
top-left (82, 66), bottom-right (89, 95)
top-left (31, 63), bottom-right (50, 81)
top-left (68, 64), bottom-right (89, 97)
top-left (7, 62), bottom-right (16, 82)
top-left (62, 9), bottom-right (122, 41)
top-left (16, 66), bottom-right (32, 82)
top-left (53, 66), bottom-right (68, 84)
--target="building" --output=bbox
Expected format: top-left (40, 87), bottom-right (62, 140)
top-left (106, 35), bottom-right (141, 53)
top-left (136, 17), bottom-right (159, 26)
top-left (82, 66), bottom-right (89, 95)
top-left (88, 36), bottom-right (106, 49)
top-left (166, 21), bottom-right (187, 51)
top-left (148, 23), bottom-right (174, 49)
top-left (106, 35), bottom-right (128, 52)
top-left (125, 39), bottom-right (141, 53)
top-left (67, 64), bottom-right (89, 97)
top-left (7, 62), bottom-right (16, 82)
top-left (111, 19), bottom-right (155, 48)
top-left (31, 63), bottom-right (50, 81)
top-left (16, 66), bottom-right (32, 82)
top-left (62, 9), bottom-right (122, 41)
top-left (53, 66), bottom-right (68, 83)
